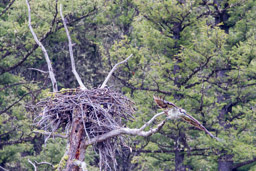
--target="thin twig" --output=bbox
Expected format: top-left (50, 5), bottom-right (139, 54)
top-left (101, 54), bottom-right (133, 88)
top-left (0, 0), bottom-right (15, 18)
top-left (0, 88), bottom-right (44, 115)
top-left (34, 161), bottom-right (54, 168)
top-left (0, 82), bottom-right (27, 92)
top-left (60, 4), bottom-right (87, 90)
top-left (26, 0), bottom-right (58, 92)
top-left (28, 159), bottom-right (37, 171)
top-left (28, 68), bottom-right (48, 74)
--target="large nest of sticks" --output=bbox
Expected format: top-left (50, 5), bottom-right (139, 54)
top-left (33, 88), bottom-right (134, 170)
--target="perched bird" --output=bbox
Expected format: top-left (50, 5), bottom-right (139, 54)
top-left (153, 96), bottom-right (220, 141)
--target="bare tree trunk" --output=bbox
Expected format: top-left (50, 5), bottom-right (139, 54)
top-left (65, 110), bottom-right (87, 171)
top-left (218, 155), bottom-right (233, 171)
top-left (175, 150), bottom-right (186, 171)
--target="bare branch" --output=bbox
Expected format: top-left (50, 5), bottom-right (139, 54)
top-left (28, 68), bottom-right (48, 74)
top-left (101, 54), bottom-right (133, 88)
top-left (0, 166), bottom-right (9, 171)
top-left (85, 111), bottom-right (166, 146)
top-left (0, 82), bottom-right (27, 92)
top-left (0, 4), bottom-right (96, 75)
top-left (0, 86), bottom-right (46, 115)
top-left (0, 0), bottom-right (15, 18)
top-left (0, 92), bottom-right (32, 115)
top-left (26, 0), bottom-right (58, 92)
top-left (33, 130), bottom-right (67, 139)
top-left (28, 159), bottom-right (37, 171)
top-left (139, 111), bottom-right (165, 131)
top-left (60, 4), bottom-right (87, 90)
top-left (233, 157), bottom-right (256, 170)
top-left (50, 0), bottom-right (58, 31)
top-left (73, 160), bottom-right (88, 171)
top-left (34, 161), bottom-right (54, 168)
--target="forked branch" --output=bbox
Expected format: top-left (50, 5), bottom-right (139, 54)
top-left (101, 54), bottom-right (133, 88)
top-left (28, 159), bottom-right (37, 171)
top-left (28, 159), bottom-right (53, 171)
top-left (26, 0), bottom-right (58, 92)
top-left (60, 4), bottom-right (87, 90)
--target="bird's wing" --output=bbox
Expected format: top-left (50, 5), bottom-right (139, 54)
top-left (153, 96), bottom-right (177, 109)
top-left (181, 113), bottom-right (219, 140)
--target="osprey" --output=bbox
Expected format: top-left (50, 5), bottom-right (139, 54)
top-left (153, 96), bottom-right (220, 141)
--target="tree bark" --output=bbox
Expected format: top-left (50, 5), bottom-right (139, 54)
top-left (213, 0), bottom-right (230, 33)
top-left (65, 110), bottom-right (87, 171)
top-left (218, 155), bottom-right (233, 171)
top-left (175, 150), bottom-right (186, 171)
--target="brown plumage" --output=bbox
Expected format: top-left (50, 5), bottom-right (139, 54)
top-left (153, 96), bottom-right (177, 109)
top-left (153, 95), bottom-right (221, 141)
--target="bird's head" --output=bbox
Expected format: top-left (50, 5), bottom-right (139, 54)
top-left (166, 107), bottom-right (184, 119)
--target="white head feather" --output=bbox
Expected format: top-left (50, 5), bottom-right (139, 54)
top-left (167, 108), bottom-right (186, 119)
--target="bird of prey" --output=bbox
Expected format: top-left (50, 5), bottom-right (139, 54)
top-left (153, 96), bottom-right (220, 141)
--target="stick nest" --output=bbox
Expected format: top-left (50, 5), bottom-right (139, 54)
top-left (33, 88), bottom-right (135, 170)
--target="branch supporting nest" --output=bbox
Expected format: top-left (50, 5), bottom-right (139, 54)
top-left (26, 0), bottom-right (58, 92)
top-left (85, 112), bottom-right (166, 146)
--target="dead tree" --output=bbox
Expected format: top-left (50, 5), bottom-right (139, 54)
top-left (26, 1), bottom-right (166, 170)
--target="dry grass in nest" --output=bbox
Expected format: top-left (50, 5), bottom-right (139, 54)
top-left (33, 87), bottom-right (135, 170)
